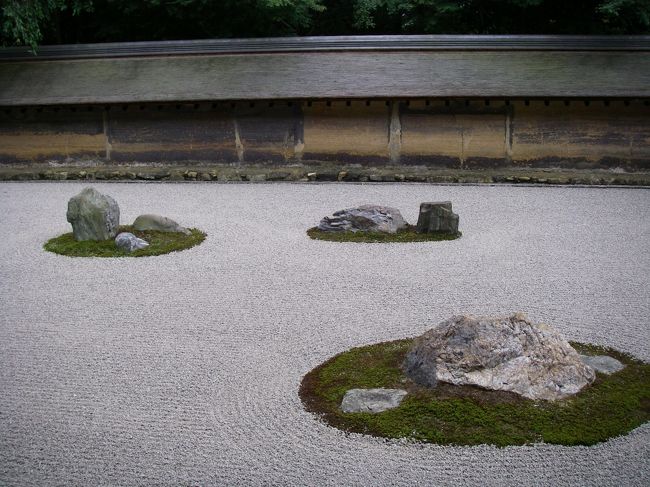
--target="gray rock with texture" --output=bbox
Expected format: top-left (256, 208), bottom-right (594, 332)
top-left (66, 187), bottom-right (120, 241)
top-left (340, 388), bottom-right (408, 413)
top-left (416, 201), bottom-right (459, 234)
top-left (115, 232), bottom-right (149, 252)
top-left (403, 313), bottom-right (596, 401)
top-left (579, 354), bottom-right (625, 375)
top-left (318, 205), bottom-right (408, 233)
top-left (133, 214), bottom-right (190, 235)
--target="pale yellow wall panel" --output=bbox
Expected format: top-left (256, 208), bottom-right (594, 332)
top-left (401, 114), bottom-right (461, 157)
top-left (0, 133), bottom-right (104, 160)
top-left (456, 115), bottom-right (506, 159)
top-left (303, 102), bottom-right (389, 156)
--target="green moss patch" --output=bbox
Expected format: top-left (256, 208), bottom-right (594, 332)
top-left (307, 225), bottom-right (461, 243)
top-left (299, 339), bottom-right (650, 446)
top-left (44, 225), bottom-right (206, 257)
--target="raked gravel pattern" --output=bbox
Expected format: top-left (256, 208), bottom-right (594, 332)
top-left (0, 182), bottom-right (648, 487)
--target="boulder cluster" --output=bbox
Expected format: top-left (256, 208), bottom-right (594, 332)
top-left (66, 187), bottom-right (190, 252)
top-left (317, 202), bottom-right (459, 235)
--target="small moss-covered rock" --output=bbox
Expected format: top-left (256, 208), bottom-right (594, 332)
top-left (133, 214), bottom-right (190, 235)
top-left (115, 232), bottom-right (149, 252)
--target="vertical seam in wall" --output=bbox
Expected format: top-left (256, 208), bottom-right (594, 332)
top-left (103, 111), bottom-right (111, 160)
top-left (233, 117), bottom-right (244, 164)
top-left (293, 102), bottom-right (304, 161)
top-left (460, 125), bottom-right (465, 169)
top-left (505, 106), bottom-right (513, 163)
top-left (388, 100), bottom-right (401, 163)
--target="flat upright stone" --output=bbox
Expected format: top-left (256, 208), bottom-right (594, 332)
top-left (115, 232), bottom-right (149, 253)
top-left (318, 205), bottom-right (408, 234)
top-left (403, 313), bottom-right (596, 401)
top-left (416, 201), bottom-right (459, 234)
top-left (340, 388), bottom-right (408, 413)
top-left (133, 214), bottom-right (190, 235)
top-left (66, 187), bottom-right (120, 241)
top-left (579, 355), bottom-right (625, 375)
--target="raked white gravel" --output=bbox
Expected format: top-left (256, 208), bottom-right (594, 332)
top-left (0, 182), bottom-right (648, 486)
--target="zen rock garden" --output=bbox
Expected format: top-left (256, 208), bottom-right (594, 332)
top-left (45, 187), bottom-right (204, 257)
top-left (47, 187), bottom-right (650, 447)
top-left (309, 202), bottom-right (461, 242)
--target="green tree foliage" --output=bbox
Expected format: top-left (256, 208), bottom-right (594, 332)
top-left (1, 0), bottom-right (648, 50)
top-left (0, 0), bottom-right (324, 48)
top-left (1, 0), bottom-right (92, 49)
top-left (332, 0), bottom-right (650, 35)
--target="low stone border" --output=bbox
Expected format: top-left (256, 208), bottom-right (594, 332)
top-left (2, 165), bottom-right (650, 186)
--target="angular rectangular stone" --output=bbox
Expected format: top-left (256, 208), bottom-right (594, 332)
top-left (416, 201), bottom-right (459, 234)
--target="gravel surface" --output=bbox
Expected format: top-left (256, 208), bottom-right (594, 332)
top-left (1, 182), bottom-right (649, 487)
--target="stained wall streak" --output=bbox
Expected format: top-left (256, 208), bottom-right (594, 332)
top-left (107, 104), bottom-right (236, 162)
top-left (0, 108), bottom-right (104, 162)
top-left (511, 100), bottom-right (650, 169)
top-left (399, 100), bottom-right (508, 167)
top-left (235, 103), bottom-right (300, 163)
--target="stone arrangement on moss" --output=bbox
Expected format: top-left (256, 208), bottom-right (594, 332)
top-left (44, 226), bottom-right (206, 257)
top-left (309, 202), bottom-right (461, 242)
top-left (45, 187), bottom-right (204, 257)
top-left (300, 334), bottom-right (649, 446)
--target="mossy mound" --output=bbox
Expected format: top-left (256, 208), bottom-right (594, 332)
top-left (299, 339), bottom-right (650, 446)
top-left (44, 225), bottom-right (206, 257)
top-left (307, 225), bottom-right (461, 243)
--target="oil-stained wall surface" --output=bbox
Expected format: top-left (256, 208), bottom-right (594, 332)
top-left (0, 99), bottom-right (648, 169)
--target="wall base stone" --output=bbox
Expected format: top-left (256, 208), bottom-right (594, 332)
top-left (1, 163), bottom-right (649, 186)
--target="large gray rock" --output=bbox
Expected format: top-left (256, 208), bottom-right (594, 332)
top-left (579, 354), bottom-right (625, 375)
top-left (66, 187), bottom-right (120, 241)
top-left (318, 205), bottom-right (408, 234)
top-left (132, 214), bottom-right (190, 235)
top-left (403, 313), bottom-right (596, 401)
top-left (416, 201), bottom-right (459, 234)
top-left (340, 388), bottom-right (408, 413)
top-left (115, 232), bottom-right (149, 253)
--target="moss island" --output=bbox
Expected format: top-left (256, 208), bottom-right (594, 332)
top-left (300, 339), bottom-right (650, 447)
top-left (44, 226), bottom-right (206, 257)
top-left (307, 225), bottom-right (461, 243)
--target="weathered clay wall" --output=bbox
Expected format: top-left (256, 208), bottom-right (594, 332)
top-left (0, 99), bottom-right (648, 169)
